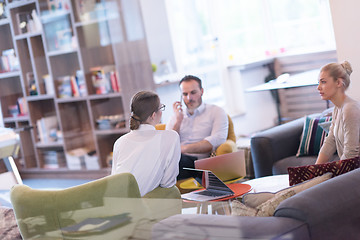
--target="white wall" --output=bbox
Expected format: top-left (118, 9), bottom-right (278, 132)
top-left (329, 0), bottom-right (360, 101)
top-left (231, 65), bottom-right (278, 136)
top-left (139, 0), bottom-right (177, 73)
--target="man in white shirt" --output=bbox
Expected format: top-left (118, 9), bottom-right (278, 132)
top-left (167, 75), bottom-right (228, 179)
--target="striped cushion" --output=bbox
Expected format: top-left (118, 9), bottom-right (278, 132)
top-left (296, 116), bottom-right (332, 157)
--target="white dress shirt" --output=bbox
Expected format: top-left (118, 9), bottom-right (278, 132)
top-left (166, 102), bottom-right (228, 159)
top-left (111, 124), bottom-right (180, 196)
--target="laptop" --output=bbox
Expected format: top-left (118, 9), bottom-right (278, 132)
top-left (181, 168), bottom-right (235, 202)
top-left (194, 150), bottom-right (246, 182)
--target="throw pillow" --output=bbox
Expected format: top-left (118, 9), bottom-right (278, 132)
top-left (288, 157), bottom-right (360, 186)
top-left (296, 116), bottom-right (332, 157)
top-left (242, 172), bottom-right (332, 208)
top-left (318, 121), bottom-right (332, 134)
top-left (232, 190), bottom-right (295, 217)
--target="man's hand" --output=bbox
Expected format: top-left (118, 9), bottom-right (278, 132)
top-left (173, 101), bottom-right (184, 121)
top-left (171, 101), bottom-right (184, 132)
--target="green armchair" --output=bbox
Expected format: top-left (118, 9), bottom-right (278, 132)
top-left (10, 173), bottom-right (181, 239)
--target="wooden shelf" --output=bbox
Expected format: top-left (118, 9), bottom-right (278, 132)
top-left (3, 116), bottom-right (30, 123)
top-left (74, 14), bottom-right (118, 27)
top-left (56, 96), bottom-right (87, 103)
top-left (40, 9), bottom-right (71, 24)
top-left (1, 0), bottom-right (154, 179)
top-left (35, 141), bottom-right (64, 148)
top-left (47, 48), bottom-right (78, 57)
top-left (0, 71), bottom-right (21, 79)
top-left (19, 168), bottom-right (111, 179)
top-left (26, 95), bottom-right (55, 101)
top-left (88, 92), bottom-right (123, 100)
top-left (0, 18), bottom-right (9, 26)
top-left (8, 0), bottom-right (36, 8)
top-left (14, 31), bottom-right (42, 40)
top-left (94, 128), bottom-right (129, 136)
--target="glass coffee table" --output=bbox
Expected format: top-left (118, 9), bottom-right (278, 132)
top-left (181, 174), bottom-right (290, 215)
top-left (242, 174), bottom-right (289, 193)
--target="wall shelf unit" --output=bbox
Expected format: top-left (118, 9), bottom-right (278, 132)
top-left (0, 0), bottom-right (154, 179)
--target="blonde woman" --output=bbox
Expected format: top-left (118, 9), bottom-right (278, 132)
top-left (316, 61), bottom-right (360, 164)
top-left (111, 91), bottom-right (180, 196)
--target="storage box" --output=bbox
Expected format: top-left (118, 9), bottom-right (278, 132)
top-left (65, 148), bottom-right (87, 170)
top-left (84, 154), bottom-right (100, 170)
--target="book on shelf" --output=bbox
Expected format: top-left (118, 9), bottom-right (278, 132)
top-left (17, 97), bottom-right (28, 116)
top-left (110, 70), bottom-right (120, 92)
top-left (70, 75), bottom-right (80, 97)
top-left (43, 74), bottom-right (55, 95)
top-left (36, 116), bottom-right (58, 143)
top-left (42, 150), bottom-right (66, 169)
top-left (57, 72), bottom-right (86, 98)
top-left (75, 70), bottom-right (87, 96)
top-left (57, 75), bottom-right (72, 98)
top-left (47, 0), bottom-right (70, 12)
top-left (0, 49), bottom-right (20, 73)
top-left (42, 150), bottom-right (58, 169)
top-left (90, 65), bottom-right (119, 94)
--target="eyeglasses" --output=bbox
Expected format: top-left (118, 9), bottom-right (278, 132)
top-left (158, 104), bottom-right (165, 111)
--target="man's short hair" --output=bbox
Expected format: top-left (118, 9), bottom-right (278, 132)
top-left (179, 75), bottom-right (202, 89)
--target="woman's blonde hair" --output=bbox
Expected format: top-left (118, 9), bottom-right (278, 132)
top-left (129, 91), bottom-right (160, 130)
top-left (321, 60), bottom-right (353, 89)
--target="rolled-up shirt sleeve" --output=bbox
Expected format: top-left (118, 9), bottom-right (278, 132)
top-left (204, 108), bottom-right (228, 150)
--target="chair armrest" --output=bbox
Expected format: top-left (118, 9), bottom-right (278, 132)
top-left (143, 185), bottom-right (181, 199)
top-left (251, 117), bottom-right (305, 178)
top-left (275, 168), bottom-right (360, 239)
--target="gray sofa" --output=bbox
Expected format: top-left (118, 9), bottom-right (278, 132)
top-left (152, 168), bottom-right (360, 240)
top-left (250, 113), bottom-right (337, 178)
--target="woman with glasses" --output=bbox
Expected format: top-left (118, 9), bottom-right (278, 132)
top-left (111, 91), bottom-right (181, 196)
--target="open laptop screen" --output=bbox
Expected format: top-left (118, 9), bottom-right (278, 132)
top-left (183, 168), bottom-right (233, 193)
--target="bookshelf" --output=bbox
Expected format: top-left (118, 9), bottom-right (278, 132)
top-left (0, 0), bottom-right (154, 179)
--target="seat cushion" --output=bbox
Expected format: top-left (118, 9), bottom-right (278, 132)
top-left (272, 154), bottom-right (339, 175)
top-left (272, 156), bottom-right (317, 175)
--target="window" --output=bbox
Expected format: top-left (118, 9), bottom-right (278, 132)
top-left (162, 0), bottom-right (335, 113)
top-left (166, 0), bottom-right (335, 63)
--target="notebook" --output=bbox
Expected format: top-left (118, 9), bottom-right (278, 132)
top-left (181, 168), bottom-right (235, 202)
top-left (194, 150), bottom-right (246, 182)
